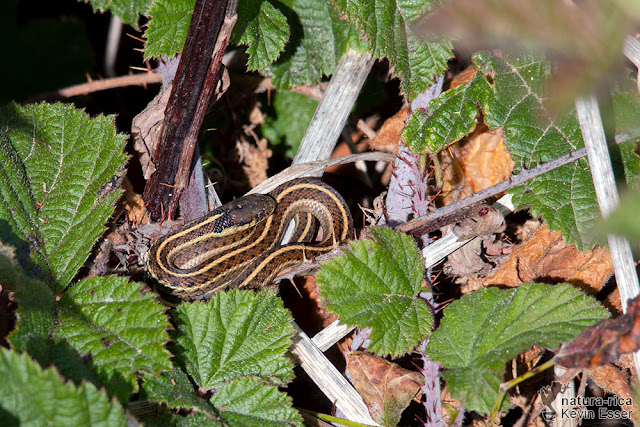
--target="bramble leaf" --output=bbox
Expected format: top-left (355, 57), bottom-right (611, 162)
top-left (56, 276), bottom-right (172, 402)
top-left (82, 0), bottom-right (152, 28)
top-left (0, 102), bottom-right (127, 290)
top-left (0, 253), bottom-right (55, 361)
top-left (333, 0), bottom-right (452, 100)
top-left (173, 289), bottom-right (295, 390)
top-left (144, 0), bottom-right (194, 59)
top-left (0, 348), bottom-right (128, 426)
top-left (143, 369), bottom-right (303, 425)
top-left (426, 283), bottom-right (608, 413)
top-left (265, 0), bottom-right (368, 89)
top-left (233, 0), bottom-right (290, 70)
top-left (211, 378), bottom-right (303, 426)
top-left (404, 72), bottom-right (491, 152)
top-left (317, 226), bottom-right (432, 357)
top-left (143, 369), bottom-right (223, 423)
top-left (478, 53), bottom-right (603, 250)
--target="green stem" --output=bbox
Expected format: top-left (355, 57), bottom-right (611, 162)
top-left (490, 359), bottom-right (556, 423)
top-left (296, 407), bottom-right (376, 427)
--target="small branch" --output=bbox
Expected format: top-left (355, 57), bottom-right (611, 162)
top-left (395, 147), bottom-right (588, 235)
top-left (32, 73), bottom-right (162, 101)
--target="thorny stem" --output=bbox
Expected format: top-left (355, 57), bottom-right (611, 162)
top-left (381, 79), bottom-right (443, 425)
top-left (143, 0), bottom-right (238, 221)
top-left (31, 72), bottom-right (163, 101)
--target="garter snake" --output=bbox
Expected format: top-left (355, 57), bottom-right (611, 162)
top-left (147, 178), bottom-right (353, 301)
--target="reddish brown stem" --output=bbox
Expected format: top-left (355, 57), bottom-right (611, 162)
top-left (143, 0), bottom-right (238, 221)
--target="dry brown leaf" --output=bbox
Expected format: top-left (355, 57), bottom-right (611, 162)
top-left (485, 225), bottom-right (618, 311)
top-left (555, 295), bottom-right (640, 370)
top-left (120, 177), bottom-right (148, 225)
top-left (369, 108), bottom-right (407, 153)
top-left (585, 363), bottom-right (637, 413)
top-left (347, 351), bottom-right (424, 426)
top-left (131, 85), bottom-right (171, 180)
top-left (439, 124), bottom-right (514, 205)
top-left (236, 136), bottom-right (272, 188)
top-left (449, 66), bottom-right (478, 90)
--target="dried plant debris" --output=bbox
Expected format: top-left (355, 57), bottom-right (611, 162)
top-left (347, 351), bottom-right (424, 427)
top-left (439, 123), bottom-right (514, 205)
top-left (485, 225), bottom-right (617, 310)
top-left (132, 85), bottom-right (171, 180)
top-left (554, 295), bottom-right (640, 369)
top-left (444, 205), bottom-right (510, 278)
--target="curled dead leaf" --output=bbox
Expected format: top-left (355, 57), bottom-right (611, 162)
top-left (131, 85), bottom-right (172, 180)
top-left (554, 295), bottom-right (640, 369)
top-left (369, 108), bottom-right (408, 153)
top-left (485, 225), bottom-right (617, 311)
top-left (439, 124), bottom-right (514, 205)
top-left (347, 351), bottom-right (424, 426)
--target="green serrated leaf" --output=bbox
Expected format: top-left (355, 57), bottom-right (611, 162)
top-left (261, 91), bottom-right (318, 157)
top-left (404, 73), bottom-right (491, 152)
top-left (82, 0), bottom-right (152, 28)
top-left (266, 0), bottom-right (368, 89)
top-left (139, 412), bottom-right (220, 427)
top-left (476, 53), bottom-right (603, 250)
top-left (56, 276), bottom-right (172, 402)
top-left (233, 0), bottom-right (290, 70)
top-left (426, 283), bottom-right (608, 413)
top-left (420, 52), bottom-right (638, 250)
top-left (317, 226), bottom-right (432, 357)
top-left (173, 289), bottom-right (295, 390)
top-left (0, 103), bottom-right (127, 290)
top-left (144, 0), bottom-right (194, 59)
top-left (619, 139), bottom-right (640, 192)
top-left (613, 78), bottom-right (640, 138)
top-left (0, 348), bottom-right (128, 426)
top-left (333, 0), bottom-right (452, 99)
top-left (0, 253), bottom-right (55, 361)
top-left (211, 377), bottom-right (303, 426)
top-left (613, 80), bottom-right (640, 191)
top-left (0, 129), bottom-right (49, 274)
top-left (143, 369), bottom-right (223, 423)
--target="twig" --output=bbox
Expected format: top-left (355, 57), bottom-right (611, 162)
top-left (395, 147), bottom-right (588, 234)
top-left (31, 73), bottom-right (162, 101)
top-left (575, 95), bottom-right (640, 375)
top-left (249, 151), bottom-right (395, 195)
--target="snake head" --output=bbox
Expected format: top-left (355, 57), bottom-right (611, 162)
top-left (225, 194), bottom-right (276, 227)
